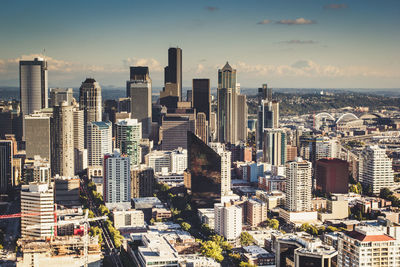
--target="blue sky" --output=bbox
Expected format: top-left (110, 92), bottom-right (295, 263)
top-left (0, 0), bottom-right (399, 89)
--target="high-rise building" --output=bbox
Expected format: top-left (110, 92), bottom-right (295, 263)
top-left (257, 100), bottom-right (279, 149)
top-left (164, 47), bottom-right (182, 100)
top-left (217, 62), bottom-right (237, 144)
top-left (103, 151), bottom-right (131, 203)
top-left (72, 107), bottom-right (86, 173)
top-left (195, 112), bottom-right (208, 143)
top-left (127, 67), bottom-right (152, 137)
top-left (131, 166), bottom-right (155, 198)
top-left (79, 78), bottom-right (102, 145)
top-left (359, 145), bottom-right (394, 195)
top-left (19, 57), bottom-right (48, 117)
top-left (312, 136), bottom-right (339, 162)
top-left (285, 158), bottom-right (312, 212)
top-left (263, 129), bottom-right (286, 166)
top-left (338, 226), bottom-right (399, 267)
top-left (49, 88), bottom-right (74, 107)
top-left (116, 119), bottom-right (142, 167)
top-left (24, 112), bottom-right (51, 160)
top-left (258, 83), bottom-right (272, 103)
top-left (192, 79), bottom-right (211, 121)
top-left (211, 145), bottom-right (232, 197)
top-left (286, 145), bottom-right (298, 162)
top-left (21, 183), bottom-right (54, 238)
top-left (0, 140), bottom-right (13, 194)
top-left (54, 176), bottom-right (80, 207)
top-left (51, 102), bottom-right (74, 177)
top-left (161, 113), bottom-right (195, 150)
top-left (316, 158), bottom-right (349, 194)
top-left (214, 202), bottom-right (242, 242)
top-left (23, 156), bottom-right (50, 184)
top-left (236, 94), bottom-right (248, 141)
top-left (87, 121), bottom-right (112, 167)
top-left (247, 198), bottom-right (268, 227)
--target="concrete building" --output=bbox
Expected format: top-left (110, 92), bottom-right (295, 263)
top-left (338, 225), bottom-right (399, 267)
top-left (21, 183), bottom-right (54, 238)
top-left (263, 128), bottom-right (286, 166)
top-left (127, 67), bottom-right (152, 137)
top-left (24, 112), bottom-right (51, 160)
top-left (131, 166), bottom-right (155, 198)
top-left (23, 156), bottom-right (50, 184)
top-left (72, 107), bottom-right (86, 173)
top-left (103, 151), bottom-right (131, 204)
top-left (318, 196), bottom-right (349, 221)
top-left (145, 149), bottom-right (187, 174)
top-left (286, 145), bottom-right (297, 162)
top-left (198, 208), bottom-right (215, 229)
top-left (214, 202), bottom-right (242, 242)
top-left (285, 158), bottom-right (312, 212)
top-left (79, 78), bottom-right (102, 145)
top-left (113, 209), bottom-right (145, 229)
top-left (49, 88), bottom-right (74, 107)
top-left (87, 121), bottom-right (112, 167)
top-left (0, 140), bottom-right (13, 194)
top-left (54, 176), bottom-right (80, 207)
top-left (51, 102), bottom-right (74, 177)
top-left (359, 145), bottom-right (394, 195)
top-left (195, 112), bottom-right (208, 143)
top-left (161, 113), bottom-right (195, 150)
top-left (116, 118), bottom-right (142, 166)
top-left (316, 158), bottom-right (349, 194)
top-left (163, 47), bottom-right (182, 101)
top-left (211, 145), bottom-right (232, 197)
top-left (236, 94), bottom-right (248, 142)
top-left (257, 100), bottom-right (279, 150)
top-left (247, 198), bottom-right (268, 227)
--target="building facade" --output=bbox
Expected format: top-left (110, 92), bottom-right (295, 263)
top-left (285, 158), bottom-right (312, 212)
top-left (87, 121), bottom-right (112, 167)
top-left (103, 151), bottom-right (131, 203)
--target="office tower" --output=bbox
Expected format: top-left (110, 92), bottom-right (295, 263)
top-left (286, 145), bottom-right (298, 162)
top-left (236, 94), bottom-right (248, 141)
top-left (145, 149), bottom-right (187, 174)
top-left (0, 110), bottom-right (22, 141)
top-left (118, 97), bottom-right (131, 113)
top-left (161, 113), bottom-right (195, 150)
top-left (0, 140), bottom-right (13, 194)
top-left (285, 158), bottom-right (312, 212)
top-left (359, 145), bottom-right (394, 195)
top-left (24, 112), bottom-right (51, 160)
top-left (192, 79), bottom-right (211, 121)
top-left (72, 108), bottom-right (86, 173)
top-left (103, 151), bottom-right (131, 203)
top-left (258, 83), bottom-right (272, 103)
top-left (131, 166), bottom-right (155, 198)
top-left (164, 47), bottom-right (182, 100)
top-left (21, 183), bottom-right (54, 238)
top-left (116, 118), bottom-right (142, 167)
top-left (51, 102), bottom-right (74, 177)
top-left (49, 88), bottom-right (74, 107)
top-left (338, 226), bottom-right (399, 267)
top-left (87, 121), bottom-right (112, 167)
top-left (186, 90), bottom-right (192, 102)
top-left (263, 129), bottom-right (286, 166)
top-left (187, 132), bottom-right (232, 208)
top-left (127, 67), bottom-right (152, 137)
top-left (217, 62), bottom-right (237, 143)
top-left (23, 156), bottom-right (50, 184)
top-left (247, 198), bottom-right (268, 227)
top-left (195, 112), bottom-right (208, 143)
top-left (170, 148), bottom-right (188, 174)
top-left (316, 159), bottom-right (349, 194)
top-left (214, 202), bottom-right (242, 242)
top-left (312, 136), bottom-right (339, 162)
top-left (19, 57), bottom-right (48, 117)
top-left (257, 100), bottom-right (279, 149)
top-left (209, 112), bottom-right (217, 141)
top-left (79, 78), bottom-right (102, 145)
top-left (54, 176), bottom-right (80, 207)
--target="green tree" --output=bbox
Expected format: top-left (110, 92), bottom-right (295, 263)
top-left (181, 222), bottom-right (191, 232)
top-left (269, 219), bottom-right (279, 230)
top-left (380, 188), bottom-right (393, 199)
top-left (149, 218), bottom-right (155, 225)
top-left (200, 241), bottom-right (224, 262)
top-left (239, 261), bottom-right (257, 267)
top-left (89, 226), bottom-right (103, 244)
top-left (99, 204), bottom-right (109, 216)
top-left (240, 232), bottom-right (254, 246)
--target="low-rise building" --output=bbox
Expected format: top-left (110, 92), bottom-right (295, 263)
top-left (113, 209), bottom-right (145, 230)
top-left (242, 245), bottom-right (275, 267)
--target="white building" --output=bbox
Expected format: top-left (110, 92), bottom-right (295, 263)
top-left (210, 143), bottom-right (232, 196)
top-left (314, 136), bottom-right (339, 161)
top-left (21, 183), bottom-right (54, 238)
top-left (359, 145), bottom-right (394, 194)
top-left (104, 151), bottom-right (131, 204)
top-left (214, 202), bottom-right (242, 242)
top-left (170, 148), bottom-right (187, 174)
top-left (285, 158), bottom-right (312, 212)
top-left (113, 209), bottom-right (144, 229)
top-left (338, 225), bottom-right (400, 267)
top-left (87, 121), bottom-right (112, 167)
top-left (145, 149), bottom-right (187, 174)
top-left (116, 118), bottom-right (142, 166)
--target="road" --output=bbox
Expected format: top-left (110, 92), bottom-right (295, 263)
top-left (0, 195), bottom-right (20, 267)
top-left (80, 176), bottom-right (124, 267)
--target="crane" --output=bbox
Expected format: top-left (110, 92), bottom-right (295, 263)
top-left (26, 209), bottom-right (107, 267)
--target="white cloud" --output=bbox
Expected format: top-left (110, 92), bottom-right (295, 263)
top-left (123, 57), bottom-right (163, 72)
top-left (276, 17), bottom-right (315, 25)
top-left (257, 19), bottom-right (272, 25)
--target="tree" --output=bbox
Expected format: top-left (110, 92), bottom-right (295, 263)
top-left (239, 261), bottom-right (257, 267)
top-left (269, 219), bottom-right (279, 230)
top-left (240, 232), bottom-right (254, 246)
top-left (181, 222), bottom-right (191, 232)
top-left (99, 204), bottom-right (109, 216)
top-left (211, 235), bottom-right (232, 251)
top-left (380, 188), bottom-right (393, 199)
top-left (200, 240), bottom-right (224, 262)
top-left (149, 218), bottom-right (155, 225)
top-left (89, 226), bottom-right (103, 244)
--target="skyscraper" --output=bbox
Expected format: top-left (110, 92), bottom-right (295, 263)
top-left (19, 58), bottom-right (48, 117)
top-left (127, 67), bottom-right (152, 137)
top-left (116, 118), bottom-right (142, 167)
top-left (104, 151), bottom-right (131, 203)
top-left (79, 78), bottom-right (102, 145)
top-left (0, 140), bottom-right (13, 194)
top-left (49, 88), bottom-right (74, 107)
top-left (87, 121), bottom-right (112, 167)
top-left (72, 107), bottom-right (86, 173)
top-left (51, 102), bottom-right (75, 177)
top-left (161, 112), bottom-right (195, 150)
top-left (257, 100), bottom-right (279, 149)
top-left (214, 202), bottom-right (242, 242)
top-left (285, 158), bottom-right (312, 212)
top-left (217, 62), bottom-right (237, 143)
top-left (24, 112), bottom-right (51, 160)
top-left (359, 145), bottom-right (394, 195)
top-left (258, 83), bottom-right (272, 103)
top-left (195, 112), bottom-right (208, 143)
top-left (236, 94), bottom-right (248, 141)
top-left (164, 47), bottom-right (182, 100)
top-left (192, 79), bottom-right (211, 121)
top-left (316, 158), bottom-right (349, 194)
top-left (131, 166), bottom-right (155, 198)
top-left (263, 129), bottom-right (286, 166)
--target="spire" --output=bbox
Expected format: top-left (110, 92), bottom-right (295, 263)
top-left (222, 61), bottom-right (232, 71)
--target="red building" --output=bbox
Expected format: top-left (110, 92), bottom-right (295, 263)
top-left (316, 158), bottom-right (349, 194)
